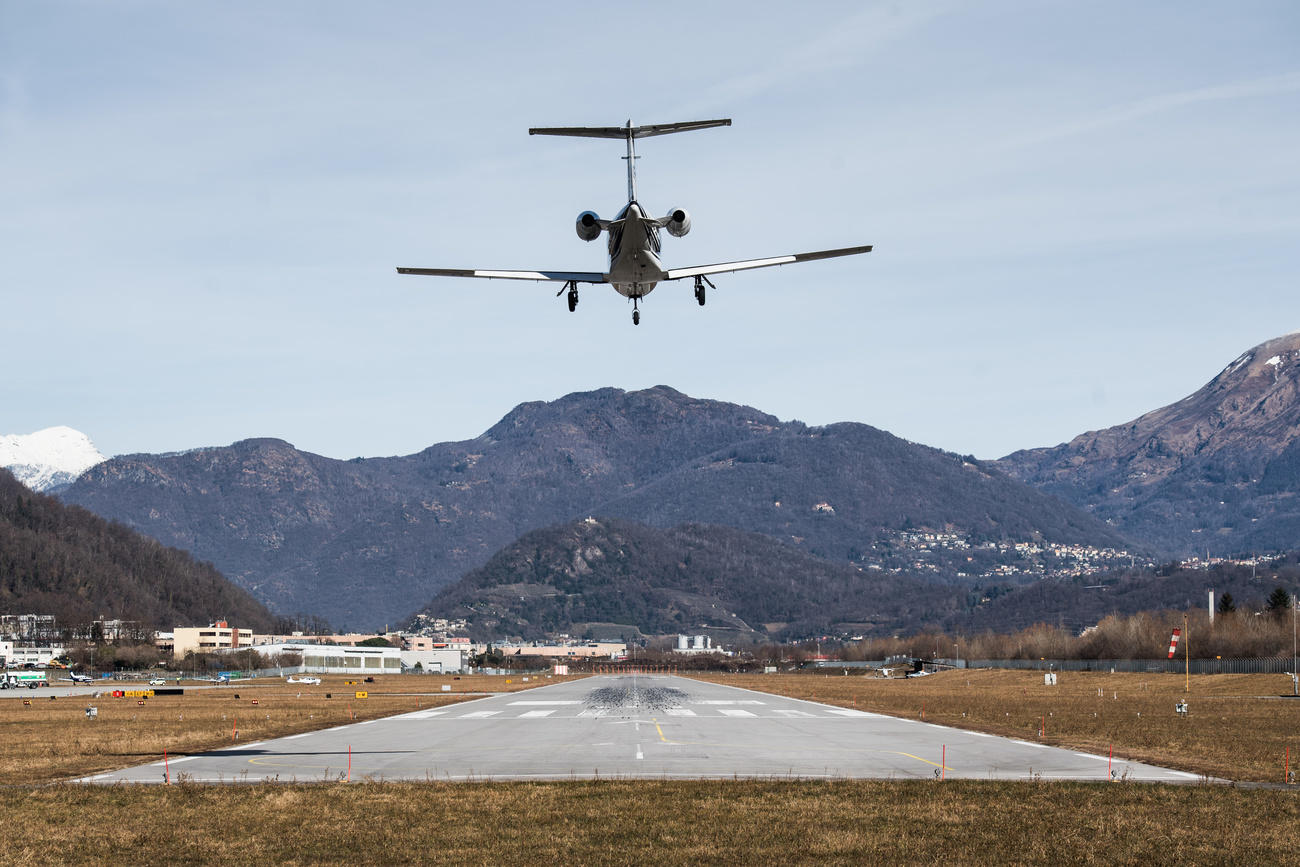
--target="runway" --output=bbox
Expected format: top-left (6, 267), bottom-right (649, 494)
top-left (77, 674), bottom-right (1200, 784)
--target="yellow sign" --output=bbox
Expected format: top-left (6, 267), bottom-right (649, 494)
top-left (124, 690), bottom-right (154, 698)
top-left (344, 680), bottom-right (358, 685)
top-left (354, 691), bottom-right (368, 699)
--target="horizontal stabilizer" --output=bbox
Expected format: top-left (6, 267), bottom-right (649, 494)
top-left (397, 267), bottom-right (608, 284)
top-left (529, 119), bottom-right (731, 139)
top-left (665, 244), bottom-right (872, 280)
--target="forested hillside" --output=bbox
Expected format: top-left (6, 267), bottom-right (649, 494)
top-left (415, 516), bottom-right (963, 641)
top-left (0, 468), bottom-right (275, 630)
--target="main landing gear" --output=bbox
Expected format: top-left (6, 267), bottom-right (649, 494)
top-left (632, 296), bottom-right (641, 326)
top-left (558, 280), bottom-right (579, 313)
top-left (693, 274), bottom-right (715, 306)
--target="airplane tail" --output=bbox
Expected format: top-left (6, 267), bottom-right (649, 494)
top-left (528, 119), bottom-right (731, 140)
top-left (529, 118), bottom-right (731, 203)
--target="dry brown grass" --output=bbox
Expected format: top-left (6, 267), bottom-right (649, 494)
top-left (686, 669), bottom-right (1300, 783)
top-left (0, 673), bottom-right (580, 785)
top-left (2, 779), bottom-right (1295, 865)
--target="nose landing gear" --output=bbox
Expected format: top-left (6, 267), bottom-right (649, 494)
top-left (632, 296), bottom-right (641, 326)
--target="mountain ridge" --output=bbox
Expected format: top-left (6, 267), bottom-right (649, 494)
top-left (62, 386), bottom-right (1121, 628)
top-left (998, 333), bottom-right (1300, 555)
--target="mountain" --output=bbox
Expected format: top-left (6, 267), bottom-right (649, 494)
top-left (61, 387), bottom-right (1123, 629)
top-left (0, 426), bottom-right (106, 493)
top-left (413, 516), bottom-right (961, 642)
top-left (998, 334), bottom-right (1300, 556)
top-left (0, 468), bottom-right (275, 631)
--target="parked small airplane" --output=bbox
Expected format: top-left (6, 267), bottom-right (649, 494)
top-left (397, 119), bottom-right (872, 324)
top-left (287, 675), bottom-right (321, 685)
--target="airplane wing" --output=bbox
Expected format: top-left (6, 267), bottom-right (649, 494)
top-left (396, 267), bottom-right (608, 283)
top-left (664, 244), bottom-right (872, 280)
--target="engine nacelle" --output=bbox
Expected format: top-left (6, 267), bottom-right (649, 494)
top-left (575, 210), bottom-right (602, 242)
top-left (664, 208), bottom-right (691, 238)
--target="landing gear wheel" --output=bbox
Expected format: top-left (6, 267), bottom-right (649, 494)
top-left (693, 274), bottom-right (713, 307)
top-left (632, 309), bottom-right (640, 325)
top-left (567, 292), bottom-right (577, 313)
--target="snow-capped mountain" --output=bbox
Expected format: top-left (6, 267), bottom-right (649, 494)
top-left (0, 426), bottom-right (108, 492)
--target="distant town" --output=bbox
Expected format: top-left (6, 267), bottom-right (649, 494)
top-left (2, 547), bottom-right (1286, 680)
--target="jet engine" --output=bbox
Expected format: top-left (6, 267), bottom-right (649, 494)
top-left (575, 210), bottom-right (602, 242)
top-left (664, 208), bottom-right (691, 238)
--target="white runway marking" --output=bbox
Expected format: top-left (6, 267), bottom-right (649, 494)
top-left (398, 709), bottom-right (448, 720)
top-left (510, 700), bottom-right (580, 705)
top-left (665, 708), bottom-right (696, 716)
top-left (772, 709), bottom-right (814, 718)
top-left (826, 708), bottom-right (872, 717)
top-left (519, 710), bottom-right (556, 718)
top-left (577, 708), bottom-right (609, 718)
top-left (719, 709), bottom-right (757, 717)
top-left (459, 710), bottom-right (500, 719)
top-left (697, 700), bottom-right (764, 705)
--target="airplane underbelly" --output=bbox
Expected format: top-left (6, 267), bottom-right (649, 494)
top-left (613, 281), bottom-right (658, 299)
top-left (609, 248), bottom-right (664, 298)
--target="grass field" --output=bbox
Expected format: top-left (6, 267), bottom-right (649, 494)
top-left (686, 669), bottom-right (1300, 784)
top-left (0, 673), bottom-right (570, 785)
top-left (2, 669), bottom-right (1297, 863)
top-left (3, 780), bottom-right (1296, 865)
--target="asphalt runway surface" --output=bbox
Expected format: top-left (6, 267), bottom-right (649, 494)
top-left (78, 674), bottom-right (1200, 784)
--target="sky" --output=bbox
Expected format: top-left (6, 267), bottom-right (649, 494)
top-left (2, 1), bottom-right (1298, 461)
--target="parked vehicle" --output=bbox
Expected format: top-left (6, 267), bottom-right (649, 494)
top-left (0, 671), bottom-right (48, 689)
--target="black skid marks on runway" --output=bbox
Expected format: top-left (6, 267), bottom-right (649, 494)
top-left (585, 684), bottom-right (689, 712)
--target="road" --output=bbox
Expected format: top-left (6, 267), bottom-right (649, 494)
top-left (78, 674), bottom-right (1200, 784)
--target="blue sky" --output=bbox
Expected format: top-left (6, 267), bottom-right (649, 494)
top-left (2, 1), bottom-right (1297, 460)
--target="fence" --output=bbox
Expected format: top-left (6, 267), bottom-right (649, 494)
top-left (966, 657), bottom-right (1296, 675)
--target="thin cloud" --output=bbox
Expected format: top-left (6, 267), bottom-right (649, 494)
top-left (1002, 70), bottom-right (1300, 150)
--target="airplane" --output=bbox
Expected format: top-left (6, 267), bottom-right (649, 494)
top-left (62, 672), bottom-right (94, 683)
top-left (397, 118), bottom-right (872, 325)
top-left (287, 675), bottom-right (321, 685)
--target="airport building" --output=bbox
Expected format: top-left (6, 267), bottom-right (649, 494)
top-left (251, 641), bottom-right (403, 675)
top-left (171, 622), bottom-right (255, 658)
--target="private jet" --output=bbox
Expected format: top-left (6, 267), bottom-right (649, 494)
top-left (397, 119), bottom-right (872, 324)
